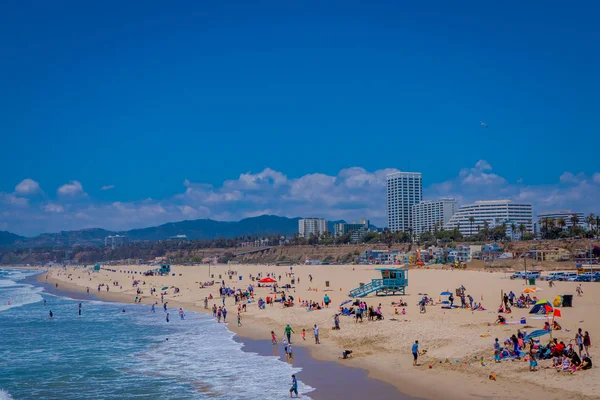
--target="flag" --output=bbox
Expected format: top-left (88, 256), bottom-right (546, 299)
top-left (553, 309), bottom-right (562, 318)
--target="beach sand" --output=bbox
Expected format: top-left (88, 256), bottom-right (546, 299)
top-left (41, 264), bottom-right (600, 400)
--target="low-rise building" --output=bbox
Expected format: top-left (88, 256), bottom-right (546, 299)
top-left (334, 218), bottom-right (370, 243)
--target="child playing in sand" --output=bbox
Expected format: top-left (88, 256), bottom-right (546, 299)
top-left (301, 329), bottom-right (306, 341)
top-left (271, 331), bottom-right (277, 345)
top-left (401, 308), bottom-right (406, 315)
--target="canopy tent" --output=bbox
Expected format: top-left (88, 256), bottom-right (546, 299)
top-left (529, 300), bottom-right (553, 315)
top-left (258, 277), bottom-right (277, 283)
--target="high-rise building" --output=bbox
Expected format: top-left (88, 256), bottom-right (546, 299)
top-left (386, 172), bottom-right (422, 232)
top-left (411, 198), bottom-right (457, 236)
top-left (104, 235), bottom-right (128, 249)
top-left (298, 218), bottom-right (328, 239)
top-left (445, 200), bottom-right (533, 236)
top-left (537, 210), bottom-right (585, 229)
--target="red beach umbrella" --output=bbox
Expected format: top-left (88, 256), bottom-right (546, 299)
top-left (258, 277), bottom-right (277, 283)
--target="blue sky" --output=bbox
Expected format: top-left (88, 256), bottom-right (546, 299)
top-left (1, 1), bottom-right (599, 235)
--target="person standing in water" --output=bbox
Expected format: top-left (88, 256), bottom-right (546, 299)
top-left (43, 299), bottom-right (46, 306)
top-left (78, 303), bottom-right (82, 316)
top-left (289, 374), bottom-right (299, 398)
top-left (151, 303), bottom-right (156, 313)
top-left (166, 313), bottom-right (170, 323)
top-left (163, 302), bottom-right (168, 312)
top-left (49, 310), bottom-right (53, 319)
top-left (179, 308), bottom-right (185, 320)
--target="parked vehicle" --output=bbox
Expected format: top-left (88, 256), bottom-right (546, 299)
top-left (547, 272), bottom-right (565, 281)
top-left (560, 272), bottom-right (578, 281)
top-left (574, 274), bottom-right (593, 282)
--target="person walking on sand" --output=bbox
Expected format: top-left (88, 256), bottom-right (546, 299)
top-left (576, 284), bottom-right (583, 297)
top-left (301, 328), bottom-right (306, 341)
top-left (222, 307), bottom-right (228, 322)
top-left (576, 328), bottom-right (584, 356)
top-left (237, 312), bottom-right (242, 327)
top-left (217, 307), bottom-right (222, 323)
top-left (283, 337), bottom-right (289, 359)
top-left (584, 331), bottom-right (591, 356)
top-left (271, 331), bottom-right (277, 345)
top-left (313, 324), bottom-right (320, 344)
top-left (412, 340), bottom-right (421, 366)
top-left (289, 374), bottom-right (299, 398)
top-left (285, 324), bottom-right (295, 343)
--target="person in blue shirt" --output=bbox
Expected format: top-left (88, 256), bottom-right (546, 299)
top-left (412, 340), bottom-right (420, 366)
top-left (289, 374), bottom-right (298, 398)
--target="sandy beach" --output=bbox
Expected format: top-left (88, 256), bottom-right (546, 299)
top-left (41, 264), bottom-right (600, 400)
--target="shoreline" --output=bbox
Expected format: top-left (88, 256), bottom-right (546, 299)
top-left (31, 264), bottom-right (600, 400)
top-left (25, 269), bottom-right (412, 400)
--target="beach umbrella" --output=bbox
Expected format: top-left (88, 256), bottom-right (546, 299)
top-left (523, 287), bottom-right (539, 294)
top-left (161, 286), bottom-right (169, 290)
top-left (524, 329), bottom-right (550, 341)
top-left (529, 300), bottom-right (553, 315)
top-left (440, 291), bottom-right (452, 296)
top-left (258, 277), bottom-right (276, 283)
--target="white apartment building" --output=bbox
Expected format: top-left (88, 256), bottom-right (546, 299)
top-left (445, 200), bottom-right (533, 236)
top-left (411, 198), bottom-right (457, 236)
top-left (104, 235), bottom-right (127, 249)
top-left (298, 218), bottom-right (328, 239)
top-left (537, 210), bottom-right (585, 229)
top-left (386, 172), bottom-right (422, 232)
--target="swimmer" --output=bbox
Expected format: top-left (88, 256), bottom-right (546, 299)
top-left (49, 310), bottom-right (53, 319)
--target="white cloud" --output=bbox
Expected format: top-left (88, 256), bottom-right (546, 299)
top-left (559, 172), bottom-right (585, 184)
top-left (2, 164), bottom-right (600, 235)
top-left (57, 181), bottom-right (86, 196)
top-left (15, 178), bottom-right (41, 195)
top-left (44, 203), bottom-right (65, 213)
top-left (101, 185), bottom-right (115, 191)
top-left (0, 193), bottom-right (29, 207)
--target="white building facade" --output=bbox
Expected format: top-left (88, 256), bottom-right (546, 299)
top-left (298, 218), bottom-right (328, 238)
top-left (411, 198), bottom-right (457, 236)
top-left (537, 210), bottom-right (585, 229)
top-left (386, 172), bottom-right (422, 232)
top-left (445, 200), bottom-right (533, 236)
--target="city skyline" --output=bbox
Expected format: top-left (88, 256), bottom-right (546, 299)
top-left (2, 159), bottom-right (599, 236)
top-left (1, 2), bottom-right (599, 235)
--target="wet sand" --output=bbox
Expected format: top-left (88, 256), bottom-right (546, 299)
top-left (237, 336), bottom-right (415, 400)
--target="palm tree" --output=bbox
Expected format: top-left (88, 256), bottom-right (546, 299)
top-left (483, 220), bottom-right (490, 240)
top-left (468, 217), bottom-right (475, 237)
top-left (510, 222), bottom-right (517, 241)
top-left (570, 214), bottom-right (579, 232)
top-left (585, 213), bottom-right (596, 233)
top-left (518, 224), bottom-right (527, 240)
top-left (557, 217), bottom-right (566, 231)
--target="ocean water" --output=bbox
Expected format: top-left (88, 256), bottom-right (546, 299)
top-left (0, 269), bottom-right (313, 400)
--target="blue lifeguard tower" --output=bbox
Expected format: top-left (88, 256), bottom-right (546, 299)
top-left (158, 264), bottom-right (171, 276)
top-left (349, 267), bottom-right (408, 298)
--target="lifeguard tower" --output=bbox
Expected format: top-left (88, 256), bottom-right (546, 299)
top-left (158, 264), bottom-right (171, 276)
top-left (349, 267), bottom-right (408, 298)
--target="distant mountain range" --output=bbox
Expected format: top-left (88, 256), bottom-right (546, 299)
top-left (0, 215), bottom-right (302, 248)
top-left (0, 215), bottom-right (382, 249)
